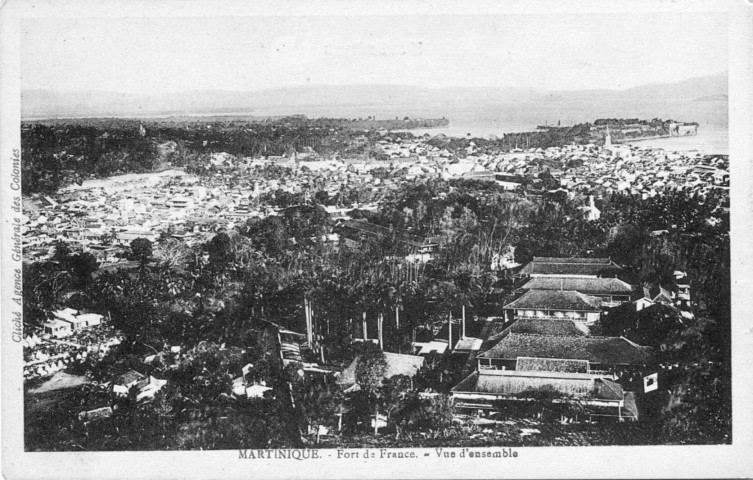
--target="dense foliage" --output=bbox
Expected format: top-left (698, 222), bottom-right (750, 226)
top-left (24, 167), bottom-right (729, 448)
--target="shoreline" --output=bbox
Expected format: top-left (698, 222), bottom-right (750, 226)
top-left (617, 134), bottom-right (673, 143)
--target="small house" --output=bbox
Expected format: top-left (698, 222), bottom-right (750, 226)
top-left (134, 375), bottom-right (168, 402)
top-left (113, 370), bottom-right (146, 396)
top-left (76, 313), bottom-right (103, 328)
top-left (43, 319), bottom-right (73, 338)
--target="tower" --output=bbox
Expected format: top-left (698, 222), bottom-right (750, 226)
top-left (604, 125), bottom-right (612, 149)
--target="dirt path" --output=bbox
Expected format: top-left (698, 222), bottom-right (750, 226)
top-left (28, 372), bottom-right (90, 394)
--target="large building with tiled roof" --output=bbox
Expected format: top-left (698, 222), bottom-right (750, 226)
top-left (520, 277), bottom-right (633, 306)
top-left (475, 333), bottom-right (651, 371)
top-left (451, 369), bottom-right (635, 419)
top-left (451, 319), bottom-right (649, 420)
top-left (501, 289), bottom-right (603, 324)
top-left (518, 256), bottom-right (623, 278)
top-left (493, 317), bottom-right (591, 341)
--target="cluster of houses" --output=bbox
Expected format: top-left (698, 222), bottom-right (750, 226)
top-left (263, 255), bottom-right (682, 426)
top-left (42, 308), bottom-right (103, 338)
top-left (77, 369), bottom-right (169, 424)
top-left (24, 308), bottom-right (120, 380)
top-left (21, 153), bottom-right (421, 263)
top-left (22, 131), bottom-right (727, 266)
top-left (447, 256), bottom-right (655, 421)
top-left (368, 130), bottom-right (728, 200)
top-left (111, 370), bottom-right (168, 402)
top-left (323, 255), bottom-right (689, 423)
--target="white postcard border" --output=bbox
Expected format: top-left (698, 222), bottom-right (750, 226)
top-left (2, 0), bottom-right (752, 478)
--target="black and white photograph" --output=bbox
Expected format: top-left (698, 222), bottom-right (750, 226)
top-left (2, 0), bottom-right (752, 478)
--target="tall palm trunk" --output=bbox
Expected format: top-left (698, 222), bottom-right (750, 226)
top-left (304, 296), bottom-right (313, 347)
top-left (378, 313), bottom-right (384, 350)
top-left (448, 312), bottom-right (452, 352)
top-left (395, 306), bottom-right (401, 353)
top-left (462, 305), bottom-right (466, 338)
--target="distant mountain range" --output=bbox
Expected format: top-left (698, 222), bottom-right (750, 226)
top-left (22, 72), bottom-right (728, 127)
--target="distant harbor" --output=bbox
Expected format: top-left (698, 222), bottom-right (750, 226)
top-left (627, 128), bottom-right (728, 155)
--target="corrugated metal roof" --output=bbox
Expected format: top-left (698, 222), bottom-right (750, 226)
top-left (454, 337), bottom-right (483, 351)
top-left (281, 342), bottom-right (303, 362)
top-left (451, 370), bottom-right (623, 401)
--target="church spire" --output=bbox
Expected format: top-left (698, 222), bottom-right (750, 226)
top-left (604, 125), bottom-right (612, 149)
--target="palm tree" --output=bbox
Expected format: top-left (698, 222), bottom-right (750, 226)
top-left (430, 280), bottom-right (461, 351)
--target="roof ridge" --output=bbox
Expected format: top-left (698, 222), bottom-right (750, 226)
top-left (596, 377), bottom-right (623, 398)
top-left (509, 332), bottom-right (625, 340)
top-left (619, 336), bottom-right (648, 349)
top-left (509, 333), bottom-right (589, 339)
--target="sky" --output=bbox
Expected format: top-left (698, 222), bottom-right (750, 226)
top-left (21, 13), bottom-right (728, 94)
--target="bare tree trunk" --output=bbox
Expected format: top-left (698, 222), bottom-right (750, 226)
top-left (362, 311), bottom-right (368, 340)
top-left (462, 305), bottom-right (466, 338)
top-left (311, 305), bottom-right (316, 352)
top-left (448, 312), bottom-right (452, 351)
top-left (308, 301), bottom-right (313, 347)
top-left (304, 297), bottom-right (312, 347)
top-left (378, 313), bottom-right (384, 350)
top-left (374, 404), bottom-right (379, 436)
